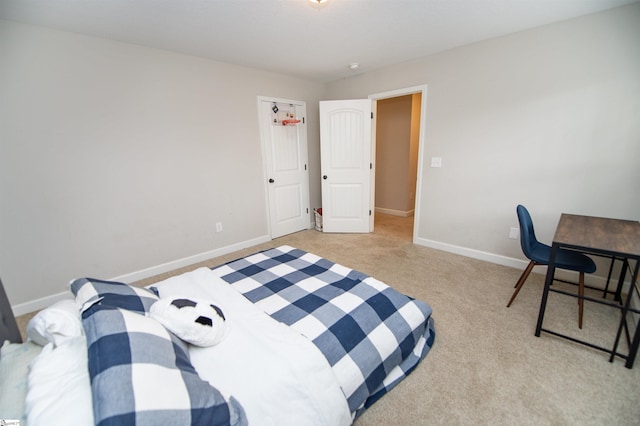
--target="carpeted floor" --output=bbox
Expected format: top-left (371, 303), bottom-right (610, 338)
top-left (16, 214), bottom-right (640, 425)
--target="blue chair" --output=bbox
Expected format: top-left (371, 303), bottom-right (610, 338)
top-left (506, 205), bottom-right (596, 329)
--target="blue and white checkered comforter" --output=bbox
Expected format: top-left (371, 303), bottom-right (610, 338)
top-left (210, 245), bottom-right (436, 418)
top-left (70, 278), bottom-right (247, 426)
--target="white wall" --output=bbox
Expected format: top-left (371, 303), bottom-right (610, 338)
top-left (3, 4), bottom-right (639, 311)
top-left (0, 21), bottom-right (325, 310)
top-left (327, 4), bottom-right (640, 264)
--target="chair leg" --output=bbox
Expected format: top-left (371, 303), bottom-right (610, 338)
top-left (578, 272), bottom-right (585, 329)
top-left (507, 261), bottom-right (537, 307)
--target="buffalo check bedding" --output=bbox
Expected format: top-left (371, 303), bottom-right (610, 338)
top-left (69, 278), bottom-right (247, 426)
top-left (29, 246), bottom-right (434, 425)
top-left (210, 245), bottom-right (436, 419)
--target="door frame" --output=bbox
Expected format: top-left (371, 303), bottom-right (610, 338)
top-left (369, 84), bottom-right (428, 243)
top-left (257, 95), bottom-right (311, 239)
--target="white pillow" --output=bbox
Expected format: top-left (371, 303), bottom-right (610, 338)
top-left (25, 336), bottom-right (94, 426)
top-left (27, 299), bottom-right (83, 347)
top-left (150, 297), bottom-right (229, 347)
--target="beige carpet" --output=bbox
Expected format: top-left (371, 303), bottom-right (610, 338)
top-left (17, 214), bottom-right (640, 425)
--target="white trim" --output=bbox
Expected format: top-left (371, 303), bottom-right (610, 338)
top-left (414, 236), bottom-right (611, 288)
top-left (12, 291), bottom-right (74, 317)
top-left (109, 234), bottom-right (270, 282)
top-left (369, 99), bottom-right (377, 232)
top-left (12, 234), bottom-right (271, 315)
top-left (415, 236), bottom-right (527, 269)
top-left (369, 85), bottom-right (426, 100)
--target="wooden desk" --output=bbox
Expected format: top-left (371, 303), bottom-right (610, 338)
top-left (535, 214), bottom-right (640, 368)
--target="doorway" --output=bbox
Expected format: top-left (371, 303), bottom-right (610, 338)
top-left (370, 85), bottom-right (427, 243)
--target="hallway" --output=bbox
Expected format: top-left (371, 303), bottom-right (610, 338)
top-left (374, 213), bottom-right (414, 241)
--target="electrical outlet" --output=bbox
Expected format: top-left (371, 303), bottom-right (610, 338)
top-left (509, 227), bottom-right (519, 239)
top-left (216, 222), bottom-right (223, 233)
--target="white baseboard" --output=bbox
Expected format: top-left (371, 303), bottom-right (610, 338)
top-left (413, 237), bottom-right (611, 288)
top-left (12, 291), bottom-right (74, 317)
top-left (375, 207), bottom-right (414, 217)
top-left (15, 233), bottom-right (619, 316)
top-left (109, 235), bottom-right (270, 283)
top-left (12, 234), bottom-right (271, 316)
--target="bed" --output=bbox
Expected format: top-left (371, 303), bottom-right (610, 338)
top-left (0, 245), bottom-right (435, 425)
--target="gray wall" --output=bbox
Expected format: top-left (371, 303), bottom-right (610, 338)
top-left (2, 3), bottom-right (639, 311)
top-left (0, 21), bottom-right (325, 310)
top-left (327, 4), bottom-right (640, 263)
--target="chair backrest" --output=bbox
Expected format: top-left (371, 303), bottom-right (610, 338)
top-left (516, 205), bottom-right (539, 260)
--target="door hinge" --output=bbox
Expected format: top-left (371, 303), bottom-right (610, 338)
top-left (303, 117), bottom-right (305, 124)
top-left (371, 112), bottom-right (374, 119)
top-left (370, 163), bottom-right (372, 170)
top-left (306, 208), bottom-right (309, 214)
top-left (305, 164), bottom-right (307, 171)
top-left (369, 210), bottom-right (372, 216)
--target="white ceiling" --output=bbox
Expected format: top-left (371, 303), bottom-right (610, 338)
top-left (0, 0), bottom-right (637, 82)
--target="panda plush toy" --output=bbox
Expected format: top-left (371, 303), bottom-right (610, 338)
top-left (150, 297), bottom-right (229, 347)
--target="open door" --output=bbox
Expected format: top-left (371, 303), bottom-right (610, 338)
top-left (319, 100), bottom-right (372, 233)
top-left (258, 97), bottom-right (310, 238)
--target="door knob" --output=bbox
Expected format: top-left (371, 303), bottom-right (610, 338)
top-left (268, 178), bottom-right (275, 183)
top-left (323, 175), bottom-right (328, 180)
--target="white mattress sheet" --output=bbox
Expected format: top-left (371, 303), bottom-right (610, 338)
top-left (0, 340), bottom-right (42, 423)
top-left (151, 267), bottom-right (352, 426)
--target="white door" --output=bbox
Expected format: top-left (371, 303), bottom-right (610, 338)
top-left (319, 100), bottom-right (372, 233)
top-left (258, 98), bottom-right (310, 238)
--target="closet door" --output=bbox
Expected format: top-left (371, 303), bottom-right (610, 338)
top-left (258, 98), bottom-right (310, 238)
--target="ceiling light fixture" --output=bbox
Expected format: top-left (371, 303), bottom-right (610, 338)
top-left (309, 0), bottom-right (328, 3)
top-left (349, 63), bottom-right (360, 71)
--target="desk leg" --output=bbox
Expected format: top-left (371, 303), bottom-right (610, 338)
top-left (622, 261), bottom-right (640, 368)
top-left (614, 259), bottom-right (629, 303)
top-left (536, 244), bottom-right (558, 337)
top-left (603, 256), bottom-right (616, 298)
